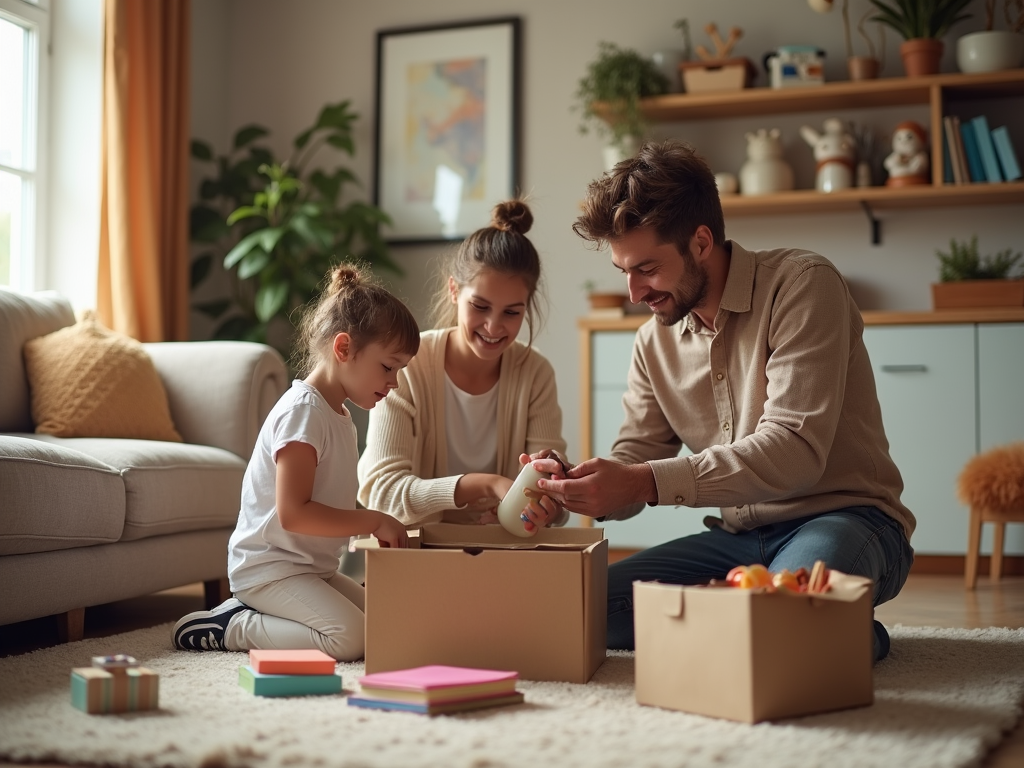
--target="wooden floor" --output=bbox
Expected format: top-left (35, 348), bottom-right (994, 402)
top-left (1, 573), bottom-right (1022, 767)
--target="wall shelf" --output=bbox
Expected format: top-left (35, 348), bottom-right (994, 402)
top-left (596, 69), bottom-right (1024, 222)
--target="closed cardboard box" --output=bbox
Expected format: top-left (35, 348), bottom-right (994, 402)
top-left (365, 523), bottom-right (607, 683)
top-left (634, 573), bottom-right (874, 723)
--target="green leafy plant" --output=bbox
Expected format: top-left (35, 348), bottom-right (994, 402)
top-left (868, 0), bottom-right (973, 40)
top-left (190, 101), bottom-right (399, 356)
top-left (573, 41), bottom-right (669, 151)
top-left (936, 235), bottom-right (1023, 281)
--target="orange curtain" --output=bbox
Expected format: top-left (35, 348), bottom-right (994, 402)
top-left (98, 0), bottom-right (191, 342)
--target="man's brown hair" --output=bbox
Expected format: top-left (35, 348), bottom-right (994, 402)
top-left (573, 140), bottom-right (725, 254)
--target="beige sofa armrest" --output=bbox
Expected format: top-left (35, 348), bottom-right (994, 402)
top-left (143, 341), bottom-right (289, 460)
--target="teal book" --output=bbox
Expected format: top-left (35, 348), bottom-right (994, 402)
top-left (991, 126), bottom-right (1022, 181)
top-left (347, 691), bottom-right (524, 716)
top-left (958, 122), bottom-right (985, 183)
top-left (970, 115), bottom-right (1003, 182)
top-left (238, 665), bottom-right (342, 697)
top-left (941, 128), bottom-right (954, 184)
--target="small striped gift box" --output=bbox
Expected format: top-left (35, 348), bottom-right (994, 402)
top-left (70, 666), bottom-right (159, 714)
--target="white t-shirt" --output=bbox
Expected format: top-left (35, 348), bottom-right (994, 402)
top-left (228, 379), bottom-right (358, 592)
top-left (444, 373), bottom-right (498, 475)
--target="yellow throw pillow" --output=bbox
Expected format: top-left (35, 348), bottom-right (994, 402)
top-left (23, 312), bottom-right (183, 442)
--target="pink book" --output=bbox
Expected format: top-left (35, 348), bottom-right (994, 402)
top-left (249, 649), bottom-right (336, 675)
top-left (357, 665), bottom-right (517, 692)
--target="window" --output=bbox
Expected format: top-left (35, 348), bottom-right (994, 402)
top-left (0, 0), bottom-right (47, 290)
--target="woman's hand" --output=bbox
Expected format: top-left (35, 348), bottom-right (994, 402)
top-left (520, 487), bottom-right (562, 532)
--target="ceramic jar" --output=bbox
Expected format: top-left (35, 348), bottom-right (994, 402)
top-left (739, 128), bottom-right (794, 196)
top-left (956, 31), bottom-right (1024, 73)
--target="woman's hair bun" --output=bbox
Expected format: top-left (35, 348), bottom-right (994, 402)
top-left (491, 199), bottom-right (533, 236)
top-left (329, 263), bottom-right (364, 295)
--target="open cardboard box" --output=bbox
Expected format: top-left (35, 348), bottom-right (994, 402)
top-left (634, 571), bottom-right (874, 723)
top-left (364, 523), bottom-right (608, 683)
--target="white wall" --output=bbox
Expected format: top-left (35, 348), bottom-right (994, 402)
top-left (46, 0), bottom-right (103, 310)
top-left (190, 0), bottom-right (1024, 462)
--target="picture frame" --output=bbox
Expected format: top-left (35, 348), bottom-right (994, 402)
top-left (373, 17), bottom-right (521, 244)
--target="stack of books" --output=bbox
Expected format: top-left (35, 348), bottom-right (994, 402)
top-left (348, 665), bottom-right (524, 715)
top-left (942, 114), bottom-right (1021, 184)
top-left (238, 649), bottom-right (342, 697)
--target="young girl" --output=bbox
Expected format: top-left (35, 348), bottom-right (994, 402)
top-left (357, 199), bottom-right (567, 532)
top-left (172, 264), bottom-right (419, 660)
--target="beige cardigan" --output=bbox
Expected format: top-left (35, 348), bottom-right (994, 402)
top-left (357, 328), bottom-right (568, 527)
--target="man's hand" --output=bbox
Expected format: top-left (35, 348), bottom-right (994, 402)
top-left (536, 458), bottom-right (658, 518)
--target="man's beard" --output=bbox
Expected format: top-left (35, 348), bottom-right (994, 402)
top-left (648, 260), bottom-right (710, 326)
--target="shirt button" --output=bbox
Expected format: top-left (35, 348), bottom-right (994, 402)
top-left (723, 422), bottom-right (731, 431)
top-left (675, 495), bottom-right (684, 504)
top-left (716, 373), bottom-right (724, 380)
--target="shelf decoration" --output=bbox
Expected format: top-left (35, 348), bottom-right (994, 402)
top-left (679, 23), bottom-right (755, 93)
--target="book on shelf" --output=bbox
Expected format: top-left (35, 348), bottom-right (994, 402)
top-left (347, 691), bottom-right (525, 716)
top-left (991, 126), bottom-right (1022, 182)
top-left (942, 116), bottom-right (965, 185)
top-left (958, 120), bottom-right (986, 183)
top-left (969, 115), bottom-right (1003, 183)
top-left (941, 128), bottom-right (954, 184)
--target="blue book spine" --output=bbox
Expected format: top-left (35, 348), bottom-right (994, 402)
top-left (991, 126), bottom-right (1022, 182)
top-left (942, 129), bottom-right (954, 184)
top-left (959, 122), bottom-right (985, 183)
top-left (970, 115), bottom-right (1003, 183)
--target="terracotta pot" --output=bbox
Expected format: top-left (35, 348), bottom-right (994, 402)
top-left (931, 280), bottom-right (1024, 310)
top-left (587, 292), bottom-right (629, 310)
top-left (900, 38), bottom-right (944, 77)
top-left (847, 56), bottom-right (880, 81)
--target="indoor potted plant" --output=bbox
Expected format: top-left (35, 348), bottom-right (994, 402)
top-left (956, 0), bottom-right (1024, 73)
top-left (868, 0), bottom-right (973, 76)
top-left (932, 234), bottom-right (1024, 309)
top-left (573, 41), bottom-right (669, 169)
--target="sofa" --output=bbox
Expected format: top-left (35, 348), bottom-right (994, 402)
top-left (0, 288), bottom-right (289, 640)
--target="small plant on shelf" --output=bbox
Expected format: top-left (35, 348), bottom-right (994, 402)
top-left (936, 235), bottom-right (1023, 282)
top-left (573, 41), bottom-right (669, 152)
top-left (867, 0), bottom-right (974, 40)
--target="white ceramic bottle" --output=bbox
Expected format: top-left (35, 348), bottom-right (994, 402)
top-left (496, 463), bottom-right (550, 538)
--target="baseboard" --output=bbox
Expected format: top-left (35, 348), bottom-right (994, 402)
top-left (606, 549), bottom-right (1024, 576)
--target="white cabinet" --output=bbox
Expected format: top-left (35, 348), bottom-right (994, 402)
top-left (863, 321), bottom-right (1024, 556)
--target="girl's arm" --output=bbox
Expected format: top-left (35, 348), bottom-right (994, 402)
top-left (277, 441), bottom-right (407, 547)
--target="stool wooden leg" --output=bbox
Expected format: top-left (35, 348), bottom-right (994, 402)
top-left (965, 507), bottom-right (982, 590)
top-left (57, 607), bottom-right (85, 643)
top-left (990, 522), bottom-right (1006, 583)
top-left (204, 578), bottom-right (230, 609)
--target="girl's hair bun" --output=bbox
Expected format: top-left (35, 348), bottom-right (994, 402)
top-left (491, 199), bottom-right (533, 236)
top-left (329, 263), bottom-right (364, 295)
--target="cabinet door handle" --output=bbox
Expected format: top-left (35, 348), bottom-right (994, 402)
top-left (880, 364), bottom-right (928, 373)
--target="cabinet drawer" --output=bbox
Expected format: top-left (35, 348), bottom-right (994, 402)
top-left (978, 323), bottom-right (1024, 451)
top-left (864, 325), bottom-right (976, 554)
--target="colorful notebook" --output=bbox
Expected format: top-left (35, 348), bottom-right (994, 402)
top-left (358, 664), bottom-right (516, 690)
top-left (238, 665), bottom-right (342, 697)
top-left (347, 691), bottom-right (525, 716)
top-left (249, 649), bottom-right (336, 675)
top-left (970, 115), bottom-right (1003, 182)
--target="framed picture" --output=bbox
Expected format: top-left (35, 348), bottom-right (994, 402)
top-left (374, 17), bottom-right (521, 244)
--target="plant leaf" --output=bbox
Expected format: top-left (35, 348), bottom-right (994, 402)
top-left (224, 230), bottom-right (265, 269)
top-left (191, 140), bottom-right (213, 161)
top-left (234, 125), bottom-right (269, 149)
top-left (238, 248), bottom-right (272, 280)
top-left (192, 298), bottom-right (231, 318)
top-left (255, 281), bottom-right (289, 323)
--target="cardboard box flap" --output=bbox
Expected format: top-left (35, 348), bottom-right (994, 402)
top-left (417, 522), bottom-right (604, 551)
top-left (819, 570), bottom-right (873, 602)
top-left (638, 581), bottom-right (686, 617)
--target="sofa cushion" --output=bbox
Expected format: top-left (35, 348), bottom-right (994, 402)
top-left (0, 435), bottom-right (125, 555)
top-left (23, 313), bottom-right (183, 442)
top-left (0, 289), bottom-right (76, 433)
top-left (20, 434), bottom-right (245, 541)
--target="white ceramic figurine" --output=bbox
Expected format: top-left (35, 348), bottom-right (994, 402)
top-left (884, 121), bottom-right (930, 186)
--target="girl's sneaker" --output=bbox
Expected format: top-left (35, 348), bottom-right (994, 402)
top-left (172, 597), bottom-right (250, 651)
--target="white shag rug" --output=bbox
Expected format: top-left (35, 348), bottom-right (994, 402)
top-left (0, 624), bottom-right (1022, 768)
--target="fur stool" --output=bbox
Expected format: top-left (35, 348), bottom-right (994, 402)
top-left (958, 442), bottom-right (1024, 589)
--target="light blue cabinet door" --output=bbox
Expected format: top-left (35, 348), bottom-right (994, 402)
top-left (863, 325), bottom-right (976, 554)
top-left (977, 322), bottom-right (1024, 555)
top-left (590, 332), bottom-right (717, 549)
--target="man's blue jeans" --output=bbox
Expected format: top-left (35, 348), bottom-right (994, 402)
top-left (606, 506), bottom-right (914, 661)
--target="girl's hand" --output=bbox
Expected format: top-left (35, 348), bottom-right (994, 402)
top-left (372, 512), bottom-right (409, 548)
top-left (520, 450), bottom-right (571, 479)
top-left (520, 488), bottom-right (562, 532)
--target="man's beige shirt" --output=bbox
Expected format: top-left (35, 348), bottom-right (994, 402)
top-left (607, 241), bottom-right (916, 542)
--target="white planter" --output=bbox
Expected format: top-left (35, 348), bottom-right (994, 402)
top-left (956, 31), bottom-right (1024, 74)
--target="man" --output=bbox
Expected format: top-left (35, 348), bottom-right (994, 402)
top-left (536, 140), bottom-right (914, 661)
